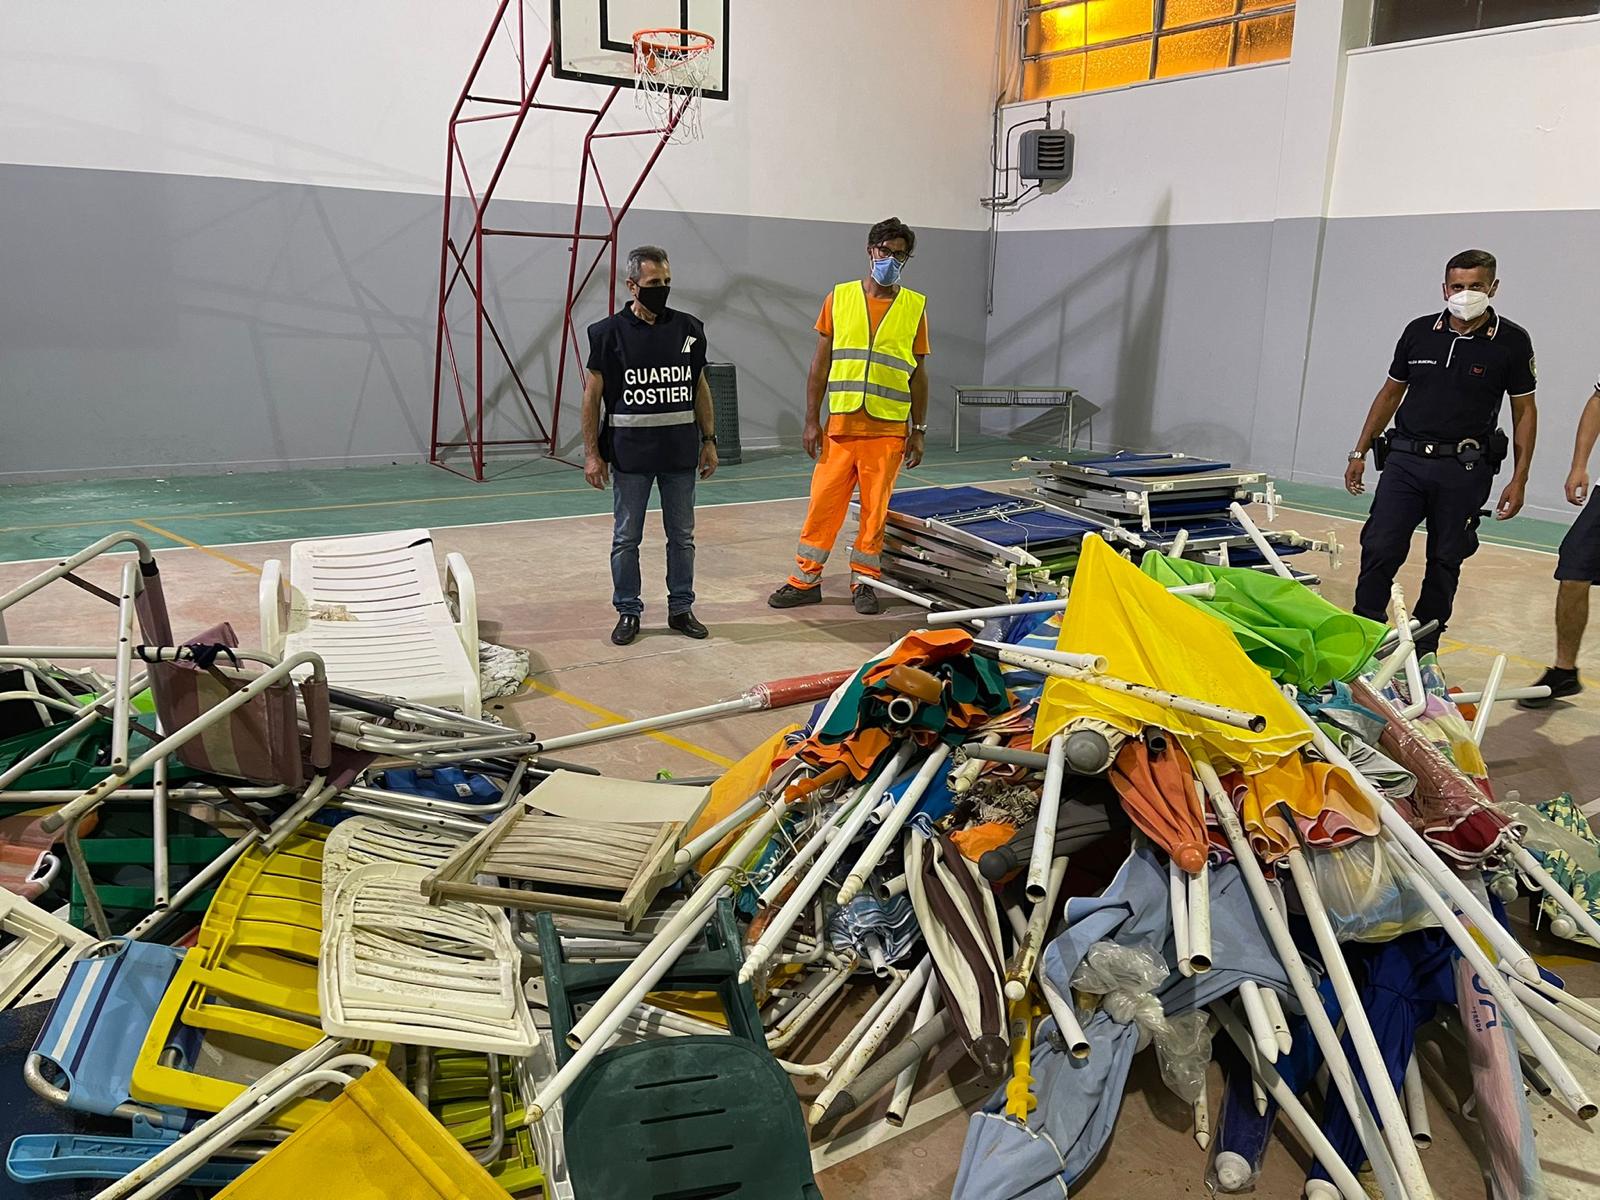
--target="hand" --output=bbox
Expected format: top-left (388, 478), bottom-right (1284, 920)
top-left (802, 419), bottom-right (822, 460)
top-left (698, 441), bottom-right (719, 481)
top-left (1567, 466), bottom-right (1590, 507)
top-left (583, 453), bottom-right (610, 490)
top-left (1344, 458), bottom-right (1365, 495)
top-left (904, 431), bottom-right (925, 470)
top-left (1495, 477), bottom-right (1526, 520)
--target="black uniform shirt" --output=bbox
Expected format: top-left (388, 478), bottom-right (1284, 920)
top-left (586, 304), bottom-right (707, 474)
top-left (1387, 307), bottom-right (1536, 442)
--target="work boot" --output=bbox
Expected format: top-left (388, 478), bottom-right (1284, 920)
top-left (668, 611), bottom-right (709, 639)
top-left (610, 614), bottom-right (640, 646)
top-left (1517, 666), bottom-right (1583, 708)
top-left (852, 583), bottom-right (881, 615)
top-left (768, 583), bottom-right (821, 609)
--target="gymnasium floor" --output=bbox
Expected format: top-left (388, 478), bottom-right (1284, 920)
top-left (3, 439), bottom-right (1598, 1198)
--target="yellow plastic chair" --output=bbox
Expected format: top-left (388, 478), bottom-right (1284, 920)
top-left (215, 1063), bottom-right (508, 1200)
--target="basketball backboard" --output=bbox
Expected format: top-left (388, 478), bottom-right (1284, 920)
top-left (551, 0), bottom-right (729, 100)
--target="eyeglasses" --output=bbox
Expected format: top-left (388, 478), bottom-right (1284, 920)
top-left (870, 245), bottom-right (912, 265)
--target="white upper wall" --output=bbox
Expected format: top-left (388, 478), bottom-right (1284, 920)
top-left (1331, 15), bottom-right (1600, 218)
top-left (0, 0), bottom-right (997, 229)
top-left (995, 64), bottom-right (1292, 231)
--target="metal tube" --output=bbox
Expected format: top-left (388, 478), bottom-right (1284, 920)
top-left (533, 696), bottom-right (750, 752)
top-left (0, 531), bottom-right (155, 615)
top-left (757, 792), bottom-right (861, 909)
top-left (1187, 861), bottom-right (1212, 972)
top-left (1237, 980), bottom-right (1278, 1063)
top-left (109, 562), bottom-right (138, 772)
top-left (1470, 654), bottom-right (1507, 746)
top-left (1512, 845), bottom-right (1600, 952)
top-left (741, 744), bottom-right (913, 985)
top-left (974, 638), bottom-right (1106, 672)
top-left (1403, 1053), bottom-right (1432, 1149)
top-left (808, 958), bottom-right (934, 1125)
top-left (1228, 502), bottom-right (1294, 580)
top-left (928, 597), bottom-right (1067, 625)
top-left (887, 976), bottom-right (940, 1125)
top-left (674, 792), bottom-right (767, 871)
top-left (1039, 973), bottom-right (1090, 1060)
top-left (1170, 857), bottom-right (1192, 976)
top-left (1261, 985), bottom-right (1292, 1057)
top-left (1195, 756), bottom-right (1408, 1200)
top-left (1026, 734), bottom-right (1067, 902)
top-left (1449, 686), bottom-right (1548, 705)
top-left (960, 742), bottom-right (1048, 770)
top-left (1006, 854), bottom-right (1068, 1000)
top-left (985, 648), bottom-right (1267, 731)
top-left (839, 744), bottom-right (951, 904)
top-left (150, 755), bottom-right (170, 910)
top-left (1369, 585), bottom-right (1414, 691)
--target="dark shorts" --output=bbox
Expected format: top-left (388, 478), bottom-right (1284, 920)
top-left (1556, 494), bottom-right (1600, 582)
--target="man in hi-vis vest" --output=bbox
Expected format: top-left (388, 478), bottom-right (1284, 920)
top-left (768, 217), bottom-right (929, 615)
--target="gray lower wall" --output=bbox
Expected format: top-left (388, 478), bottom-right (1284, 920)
top-left (984, 210), bottom-right (1600, 524)
top-left (0, 163), bottom-right (989, 481)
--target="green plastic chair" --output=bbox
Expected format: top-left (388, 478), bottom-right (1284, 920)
top-left (0, 713), bottom-right (199, 795)
top-left (537, 900), bottom-right (821, 1200)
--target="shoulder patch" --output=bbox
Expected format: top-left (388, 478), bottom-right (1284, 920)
top-left (1530, 354), bottom-right (1538, 382)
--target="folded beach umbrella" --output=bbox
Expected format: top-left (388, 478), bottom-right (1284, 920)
top-left (1141, 552), bottom-right (1387, 691)
top-left (1108, 734), bottom-right (1208, 872)
top-left (1035, 537), bottom-right (1309, 773)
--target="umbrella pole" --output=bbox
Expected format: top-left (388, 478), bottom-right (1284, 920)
top-left (1169, 858), bottom-right (1193, 977)
top-left (1386, 849), bottom-right (1597, 1118)
top-left (758, 791), bottom-right (862, 908)
top-left (1040, 973), bottom-right (1091, 1060)
top-left (1261, 985), bottom-right (1293, 1057)
top-left (1403, 1052), bottom-right (1432, 1149)
top-left (1187, 861), bottom-right (1213, 972)
top-left (781, 965), bottom-right (908, 1081)
top-left (765, 954), bottom-right (857, 1053)
top-left (840, 744), bottom-right (952, 904)
top-left (1195, 757), bottom-right (1409, 1200)
top-left (1370, 586), bottom-right (1415, 691)
top-left (809, 957), bottom-right (934, 1124)
top-left (1007, 854), bottom-right (1068, 1000)
top-left (1228, 501), bottom-right (1295, 580)
top-left (675, 792), bottom-right (769, 874)
top-left (1192, 1087), bottom-right (1211, 1151)
top-left (1508, 973), bottom-right (1600, 1031)
top-left (952, 733), bottom-right (1000, 794)
top-left (1025, 734), bottom-right (1069, 901)
top-left (1283, 850), bottom-right (1435, 1200)
top-left (1469, 654), bottom-right (1507, 745)
top-left (743, 743), bottom-right (915, 984)
top-left (1510, 844), bottom-right (1600, 950)
top-left (1299, 717), bottom-right (1541, 983)
top-left (887, 976), bottom-right (941, 1125)
top-left (1210, 1003), bottom-right (1368, 1200)
top-left (1507, 979), bottom-right (1600, 1054)
top-left (1238, 980), bottom-right (1279, 1064)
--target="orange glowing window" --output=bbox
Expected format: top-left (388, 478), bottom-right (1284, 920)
top-left (1022, 0), bottom-right (1294, 100)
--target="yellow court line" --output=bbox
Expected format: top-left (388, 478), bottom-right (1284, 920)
top-left (523, 677), bottom-right (735, 769)
top-left (1, 454), bottom-right (1026, 534)
top-left (131, 519), bottom-right (262, 575)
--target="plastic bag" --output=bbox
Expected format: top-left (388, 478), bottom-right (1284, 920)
top-left (1305, 837), bottom-right (1437, 943)
top-left (1069, 940), bottom-right (1212, 1103)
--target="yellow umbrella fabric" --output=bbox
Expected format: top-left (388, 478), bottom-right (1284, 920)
top-left (1034, 536), bottom-right (1310, 773)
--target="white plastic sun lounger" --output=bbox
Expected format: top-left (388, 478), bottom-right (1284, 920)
top-left (260, 529), bottom-right (481, 718)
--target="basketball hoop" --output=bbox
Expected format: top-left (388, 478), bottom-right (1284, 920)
top-left (632, 28), bottom-right (714, 144)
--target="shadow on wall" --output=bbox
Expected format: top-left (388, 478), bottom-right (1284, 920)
top-left (984, 194), bottom-right (1174, 454)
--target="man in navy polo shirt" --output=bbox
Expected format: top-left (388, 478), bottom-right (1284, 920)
top-left (1344, 249), bottom-right (1539, 655)
top-left (582, 246), bottom-right (718, 647)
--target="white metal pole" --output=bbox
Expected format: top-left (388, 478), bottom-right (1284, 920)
top-left (1284, 850), bottom-right (1434, 1200)
top-left (1228, 502), bottom-right (1295, 579)
top-left (1187, 861), bottom-right (1212, 972)
top-left (1040, 974), bottom-right (1091, 1060)
top-left (1238, 981), bottom-right (1278, 1063)
top-left (1007, 854), bottom-right (1068, 1000)
top-left (109, 562), bottom-right (138, 772)
top-left (1170, 857), bottom-right (1192, 977)
top-left (840, 744), bottom-right (951, 904)
top-left (673, 792), bottom-right (767, 871)
top-left (1470, 654), bottom-right (1507, 746)
top-left (1511, 844), bottom-right (1600, 949)
top-left (1403, 1053), bottom-right (1432, 1149)
top-left (757, 795), bottom-right (858, 909)
top-left (973, 639), bottom-right (1106, 672)
top-left (1026, 734), bottom-right (1068, 902)
top-left (1261, 986), bottom-right (1293, 1058)
top-left (887, 976), bottom-right (940, 1125)
top-left (809, 957), bottom-right (934, 1125)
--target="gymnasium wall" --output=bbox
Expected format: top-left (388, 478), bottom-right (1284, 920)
top-left (0, 0), bottom-right (997, 480)
top-left (986, 5), bottom-right (1600, 523)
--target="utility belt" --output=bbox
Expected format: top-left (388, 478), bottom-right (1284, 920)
top-left (1374, 428), bottom-right (1508, 472)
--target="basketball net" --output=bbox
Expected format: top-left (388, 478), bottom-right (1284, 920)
top-left (632, 28), bottom-right (713, 144)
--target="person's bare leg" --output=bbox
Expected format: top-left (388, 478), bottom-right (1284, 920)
top-left (1555, 580), bottom-right (1591, 670)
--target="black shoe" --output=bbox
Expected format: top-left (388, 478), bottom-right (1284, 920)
top-left (852, 583), bottom-right (881, 615)
top-left (768, 583), bottom-right (821, 609)
top-left (1517, 667), bottom-right (1582, 708)
top-left (668, 611), bottom-right (709, 639)
top-left (610, 614), bottom-right (640, 646)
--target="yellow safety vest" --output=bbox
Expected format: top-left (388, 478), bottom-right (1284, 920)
top-left (826, 282), bottom-right (925, 424)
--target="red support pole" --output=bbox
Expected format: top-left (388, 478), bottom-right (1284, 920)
top-left (429, 6), bottom-right (695, 480)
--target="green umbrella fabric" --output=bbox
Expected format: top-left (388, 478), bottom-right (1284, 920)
top-left (1139, 552), bottom-right (1386, 691)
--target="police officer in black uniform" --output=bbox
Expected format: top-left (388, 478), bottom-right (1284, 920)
top-left (582, 245), bottom-right (718, 647)
top-left (1345, 249), bottom-right (1538, 655)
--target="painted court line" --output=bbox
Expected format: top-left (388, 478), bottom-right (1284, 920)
top-left (522, 676), bottom-right (736, 769)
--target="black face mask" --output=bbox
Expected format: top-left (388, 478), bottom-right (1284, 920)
top-left (634, 284), bottom-right (670, 316)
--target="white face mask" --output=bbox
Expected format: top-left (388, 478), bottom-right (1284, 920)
top-left (1446, 288), bottom-right (1490, 322)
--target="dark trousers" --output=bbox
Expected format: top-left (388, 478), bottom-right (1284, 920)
top-left (1353, 452), bottom-right (1494, 654)
top-left (611, 469), bottom-right (696, 617)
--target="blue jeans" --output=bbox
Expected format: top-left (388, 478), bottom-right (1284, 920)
top-left (611, 469), bottom-right (696, 617)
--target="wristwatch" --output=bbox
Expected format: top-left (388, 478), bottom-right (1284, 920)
top-left (701, 433), bottom-right (717, 444)
top-left (1346, 450), bottom-right (1365, 461)
top-left (911, 424), bottom-right (929, 434)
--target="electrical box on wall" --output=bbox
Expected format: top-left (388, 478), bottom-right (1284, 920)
top-left (1019, 129), bottom-right (1074, 182)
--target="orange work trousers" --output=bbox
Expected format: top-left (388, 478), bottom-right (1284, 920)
top-left (788, 434), bottom-right (904, 589)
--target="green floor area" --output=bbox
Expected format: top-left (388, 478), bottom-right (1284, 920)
top-left (0, 441), bottom-right (1570, 562)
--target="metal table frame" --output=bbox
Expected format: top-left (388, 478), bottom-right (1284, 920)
top-left (952, 386), bottom-right (1078, 452)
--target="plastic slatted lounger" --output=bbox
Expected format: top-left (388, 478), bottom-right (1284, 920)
top-left (260, 529), bottom-right (481, 718)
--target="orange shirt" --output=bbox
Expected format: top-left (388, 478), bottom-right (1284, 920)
top-left (816, 288), bottom-right (931, 438)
